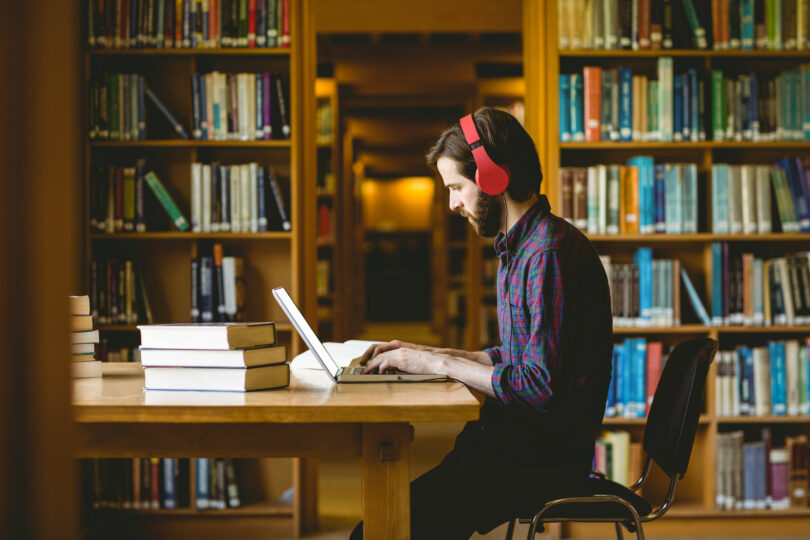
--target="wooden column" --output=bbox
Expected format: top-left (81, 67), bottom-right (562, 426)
top-left (361, 423), bottom-right (411, 539)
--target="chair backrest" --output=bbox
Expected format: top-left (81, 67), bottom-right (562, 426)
top-left (643, 338), bottom-right (717, 479)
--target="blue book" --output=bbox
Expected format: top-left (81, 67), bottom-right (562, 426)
top-left (711, 243), bottom-right (724, 325)
top-left (571, 73), bottom-right (585, 141)
top-left (634, 248), bottom-right (654, 325)
top-left (559, 75), bottom-right (571, 142)
top-left (682, 164), bottom-right (698, 233)
top-left (654, 164), bottom-right (666, 233)
top-left (743, 444), bottom-right (756, 509)
top-left (614, 342), bottom-right (625, 416)
top-left (622, 340), bottom-right (633, 417)
top-left (633, 157), bottom-right (655, 234)
top-left (769, 340), bottom-right (787, 415)
top-left (137, 76), bottom-right (146, 140)
top-left (780, 157), bottom-right (810, 231)
top-left (749, 72), bottom-right (760, 140)
top-left (711, 165), bottom-right (730, 233)
top-left (196, 458), bottom-right (210, 510)
top-left (257, 167), bottom-right (268, 232)
top-left (681, 73), bottom-right (690, 141)
top-left (680, 267), bottom-right (711, 325)
top-left (619, 67), bottom-right (633, 142)
top-left (673, 74), bottom-right (683, 142)
top-left (738, 347), bottom-right (752, 415)
top-left (665, 164), bottom-right (683, 234)
top-left (689, 69), bottom-right (699, 142)
top-left (633, 338), bottom-right (647, 417)
top-left (145, 85), bottom-right (190, 139)
top-left (163, 458), bottom-right (177, 509)
top-left (741, 0), bottom-right (755, 49)
top-left (605, 346), bottom-right (618, 417)
top-left (199, 75), bottom-right (207, 140)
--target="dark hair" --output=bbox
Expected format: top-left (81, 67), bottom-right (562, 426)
top-left (426, 107), bottom-right (543, 201)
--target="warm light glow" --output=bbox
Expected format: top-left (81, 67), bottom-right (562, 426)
top-left (361, 177), bottom-right (435, 231)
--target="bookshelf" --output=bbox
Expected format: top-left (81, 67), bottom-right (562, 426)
top-left (82, 0), bottom-right (316, 537)
top-left (521, 0), bottom-right (810, 535)
top-left (314, 78), bottom-right (343, 340)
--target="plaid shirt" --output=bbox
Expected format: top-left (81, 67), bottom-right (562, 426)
top-left (485, 195), bottom-right (613, 423)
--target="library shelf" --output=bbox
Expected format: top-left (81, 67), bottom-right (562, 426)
top-left (666, 507), bottom-right (810, 518)
top-left (717, 416), bottom-right (810, 424)
top-left (587, 233), bottom-right (810, 243)
top-left (602, 415), bottom-right (711, 426)
top-left (89, 140), bottom-right (293, 148)
top-left (561, 141), bottom-right (810, 150)
top-left (559, 49), bottom-right (810, 59)
top-left (96, 501), bottom-right (294, 517)
top-left (89, 48), bottom-right (292, 57)
top-left (90, 232), bottom-right (294, 240)
top-left (612, 325), bottom-right (710, 334)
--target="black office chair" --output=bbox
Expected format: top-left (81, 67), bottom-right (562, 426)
top-left (504, 337), bottom-right (718, 540)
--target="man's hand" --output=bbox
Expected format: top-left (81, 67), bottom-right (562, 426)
top-left (362, 346), bottom-right (446, 376)
top-left (360, 340), bottom-right (429, 365)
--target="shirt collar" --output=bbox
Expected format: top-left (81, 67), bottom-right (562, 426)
top-left (493, 195), bottom-right (551, 258)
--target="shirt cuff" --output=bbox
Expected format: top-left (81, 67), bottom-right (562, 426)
top-left (491, 362), bottom-right (513, 405)
top-left (484, 346), bottom-right (502, 364)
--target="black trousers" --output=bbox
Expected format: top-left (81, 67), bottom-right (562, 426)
top-left (349, 402), bottom-right (592, 540)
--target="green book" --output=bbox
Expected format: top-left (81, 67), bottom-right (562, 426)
top-left (144, 171), bottom-right (189, 231)
top-left (711, 70), bottom-right (725, 141)
top-left (109, 74), bottom-right (120, 141)
top-left (238, 0), bottom-right (248, 46)
top-left (647, 80), bottom-right (658, 141)
top-left (267, 0), bottom-right (278, 47)
top-left (679, 0), bottom-right (707, 49)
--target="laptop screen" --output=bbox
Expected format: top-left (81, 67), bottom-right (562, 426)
top-left (272, 287), bottom-right (340, 379)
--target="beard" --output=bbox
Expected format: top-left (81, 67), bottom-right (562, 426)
top-left (464, 191), bottom-right (503, 237)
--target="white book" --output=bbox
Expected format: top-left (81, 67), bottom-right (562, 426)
top-left (191, 162), bottom-right (202, 233)
top-left (249, 162), bottom-right (259, 233)
top-left (753, 347), bottom-right (771, 416)
top-left (786, 340), bottom-right (801, 415)
top-left (238, 73), bottom-right (250, 141)
top-left (587, 166), bottom-right (599, 234)
top-left (222, 256), bottom-right (237, 319)
top-left (71, 330), bottom-right (100, 344)
top-left (597, 164), bottom-right (607, 234)
top-left (72, 360), bottom-right (102, 379)
top-left (144, 363), bottom-right (289, 392)
top-left (140, 344), bottom-right (286, 368)
top-left (728, 165), bottom-right (743, 234)
top-left (240, 164), bottom-right (251, 232)
top-left (230, 164), bottom-right (241, 232)
top-left (202, 164), bottom-right (213, 233)
top-left (658, 57), bottom-right (673, 142)
top-left (740, 165), bottom-right (758, 234)
top-left (755, 165), bottom-right (773, 233)
top-left (138, 322), bottom-right (277, 350)
top-left (247, 73), bottom-right (256, 141)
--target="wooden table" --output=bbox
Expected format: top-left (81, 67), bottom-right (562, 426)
top-left (73, 366), bottom-right (480, 539)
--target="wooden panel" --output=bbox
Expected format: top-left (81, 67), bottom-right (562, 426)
top-left (313, 0), bottom-right (521, 33)
top-left (76, 423), bottom-right (362, 458)
top-left (361, 423), bottom-right (411, 540)
top-left (89, 512), bottom-right (296, 539)
top-left (73, 371), bottom-right (481, 423)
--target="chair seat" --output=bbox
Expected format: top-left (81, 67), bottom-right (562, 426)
top-left (531, 478), bottom-right (653, 522)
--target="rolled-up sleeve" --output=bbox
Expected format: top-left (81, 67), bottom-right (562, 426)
top-left (491, 250), bottom-right (563, 409)
top-left (484, 345), bottom-right (502, 364)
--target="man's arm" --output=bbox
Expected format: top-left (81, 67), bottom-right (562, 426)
top-left (361, 340), bottom-right (493, 366)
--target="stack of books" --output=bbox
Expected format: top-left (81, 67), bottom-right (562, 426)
top-left (70, 295), bottom-right (102, 378)
top-left (138, 323), bottom-right (289, 392)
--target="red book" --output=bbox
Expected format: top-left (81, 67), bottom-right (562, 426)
top-left (119, 0), bottom-right (129, 48)
top-left (175, 0), bottom-right (183, 46)
top-left (210, 0), bottom-right (218, 47)
top-left (638, 0), bottom-right (651, 49)
top-left (318, 204), bottom-right (330, 242)
top-left (281, 0), bottom-right (290, 47)
top-left (248, 0), bottom-right (256, 47)
top-left (151, 458), bottom-right (160, 509)
top-left (583, 67), bottom-right (602, 142)
top-left (645, 341), bottom-right (663, 413)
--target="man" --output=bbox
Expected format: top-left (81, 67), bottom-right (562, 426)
top-left (351, 107), bottom-right (613, 539)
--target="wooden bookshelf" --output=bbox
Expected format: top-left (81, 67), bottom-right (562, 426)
top-left (523, 0), bottom-right (810, 534)
top-left (82, 0), bottom-right (316, 537)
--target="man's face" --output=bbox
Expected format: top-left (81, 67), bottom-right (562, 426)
top-left (438, 156), bottom-right (502, 237)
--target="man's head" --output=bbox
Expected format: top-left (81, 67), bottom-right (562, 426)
top-left (426, 107), bottom-right (543, 237)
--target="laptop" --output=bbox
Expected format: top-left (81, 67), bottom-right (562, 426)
top-left (272, 287), bottom-right (449, 383)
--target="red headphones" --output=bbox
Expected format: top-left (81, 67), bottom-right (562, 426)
top-left (459, 113), bottom-right (511, 196)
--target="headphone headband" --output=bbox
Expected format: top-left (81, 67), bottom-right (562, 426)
top-left (459, 114), bottom-right (510, 196)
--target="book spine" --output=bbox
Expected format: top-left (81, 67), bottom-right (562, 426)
top-left (681, 0), bottom-right (708, 48)
top-left (559, 75), bottom-right (572, 142)
top-left (268, 168), bottom-right (291, 231)
top-left (257, 166), bottom-right (268, 231)
top-left (163, 458), bottom-right (176, 509)
top-left (619, 67), bottom-right (633, 141)
top-left (144, 171), bottom-right (190, 231)
top-left (190, 255), bottom-right (200, 322)
top-left (145, 85), bottom-right (189, 138)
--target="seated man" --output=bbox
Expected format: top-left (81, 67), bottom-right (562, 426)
top-left (352, 107), bottom-right (613, 539)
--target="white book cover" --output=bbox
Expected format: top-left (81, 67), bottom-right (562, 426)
top-left (597, 164), bottom-right (608, 234)
top-left (238, 73), bottom-right (250, 141)
top-left (728, 165), bottom-right (743, 234)
top-left (240, 164), bottom-right (251, 232)
top-left (755, 165), bottom-right (773, 233)
top-left (740, 165), bottom-right (758, 234)
top-left (753, 347), bottom-right (771, 416)
top-left (222, 257), bottom-right (237, 319)
top-left (587, 166), bottom-right (599, 234)
top-left (249, 162), bottom-right (259, 233)
top-left (786, 340), bottom-right (801, 415)
top-left (247, 73), bottom-right (256, 141)
top-left (191, 163), bottom-right (202, 233)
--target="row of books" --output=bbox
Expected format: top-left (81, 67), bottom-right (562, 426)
top-left (558, 0), bottom-right (810, 52)
top-left (191, 71), bottom-right (290, 141)
top-left (606, 338), bottom-right (667, 418)
top-left (712, 160), bottom-right (810, 233)
top-left (88, 75), bottom-right (186, 140)
top-left (558, 161), bottom-right (699, 235)
top-left (90, 258), bottom-right (153, 326)
top-left (88, 0), bottom-right (291, 49)
top-left (716, 340), bottom-right (810, 417)
top-left (559, 61), bottom-right (707, 143)
top-left (716, 429), bottom-right (808, 510)
top-left (191, 243), bottom-right (245, 323)
top-left (711, 68), bottom-right (810, 142)
top-left (139, 322), bottom-right (289, 391)
top-left (90, 457), bottom-right (242, 510)
top-left (602, 256), bottom-right (686, 327)
top-left (90, 163), bottom-right (189, 233)
top-left (190, 162), bottom-right (291, 233)
top-left (70, 296), bottom-right (102, 378)
top-left (593, 431), bottom-right (645, 490)
top-left (710, 245), bottom-right (810, 326)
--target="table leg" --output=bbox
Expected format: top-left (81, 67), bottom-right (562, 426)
top-left (361, 423), bottom-right (410, 540)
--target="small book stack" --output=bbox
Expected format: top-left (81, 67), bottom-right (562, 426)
top-left (70, 295), bottom-right (102, 378)
top-left (138, 323), bottom-right (289, 392)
